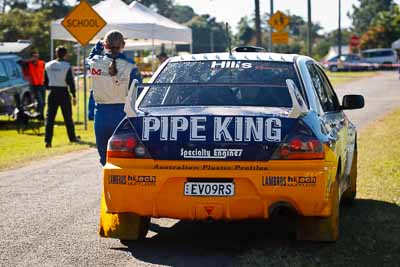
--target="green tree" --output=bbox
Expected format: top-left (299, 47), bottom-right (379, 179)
top-left (235, 16), bottom-right (254, 45)
top-left (137, 0), bottom-right (174, 17)
top-left (168, 4), bottom-right (195, 24)
top-left (349, 0), bottom-right (393, 34)
top-left (185, 15), bottom-right (230, 53)
top-left (360, 4), bottom-right (400, 49)
top-left (0, 8), bottom-right (52, 59)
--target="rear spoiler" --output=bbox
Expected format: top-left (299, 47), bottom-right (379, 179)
top-left (124, 79), bottom-right (139, 117)
top-left (124, 80), bottom-right (309, 118)
top-left (286, 79), bottom-right (308, 118)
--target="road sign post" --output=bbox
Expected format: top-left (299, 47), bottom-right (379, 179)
top-left (269, 0), bottom-right (274, 52)
top-left (61, 0), bottom-right (106, 130)
top-left (83, 47), bottom-right (87, 131)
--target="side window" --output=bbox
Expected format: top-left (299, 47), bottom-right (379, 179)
top-left (315, 65), bottom-right (340, 112)
top-left (307, 63), bottom-right (339, 112)
top-left (4, 60), bottom-right (19, 79)
top-left (307, 63), bottom-right (329, 110)
top-left (0, 61), bottom-right (8, 82)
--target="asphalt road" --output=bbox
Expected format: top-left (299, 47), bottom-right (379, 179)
top-left (0, 72), bottom-right (399, 267)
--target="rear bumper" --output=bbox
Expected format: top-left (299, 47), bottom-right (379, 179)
top-left (103, 157), bottom-right (338, 220)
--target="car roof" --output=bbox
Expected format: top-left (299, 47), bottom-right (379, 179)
top-left (169, 52), bottom-right (303, 63)
top-left (0, 54), bottom-right (21, 60)
top-left (362, 48), bottom-right (394, 52)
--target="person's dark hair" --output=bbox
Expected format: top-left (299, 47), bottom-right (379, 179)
top-left (30, 50), bottom-right (39, 56)
top-left (157, 52), bottom-right (167, 58)
top-left (104, 30), bottom-right (125, 76)
top-left (56, 46), bottom-right (68, 59)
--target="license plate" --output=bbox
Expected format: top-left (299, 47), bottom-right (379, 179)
top-left (184, 182), bottom-right (235, 196)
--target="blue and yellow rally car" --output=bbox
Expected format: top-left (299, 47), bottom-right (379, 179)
top-left (100, 47), bottom-right (364, 242)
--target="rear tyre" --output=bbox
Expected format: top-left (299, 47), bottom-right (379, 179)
top-left (296, 179), bottom-right (340, 242)
top-left (99, 192), bottom-right (150, 241)
top-left (342, 148), bottom-right (358, 203)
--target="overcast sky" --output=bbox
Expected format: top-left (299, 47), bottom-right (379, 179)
top-left (175, 0), bottom-right (400, 33)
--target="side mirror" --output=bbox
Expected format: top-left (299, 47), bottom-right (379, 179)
top-left (342, 94), bottom-right (364, 110)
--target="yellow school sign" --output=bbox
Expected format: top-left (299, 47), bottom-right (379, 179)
top-left (268, 11), bottom-right (290, 45)
top-left (61, 0), bottom-right (106, 46)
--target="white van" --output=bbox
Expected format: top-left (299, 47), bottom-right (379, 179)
top-left (361, 48), bottom-right (398, 68)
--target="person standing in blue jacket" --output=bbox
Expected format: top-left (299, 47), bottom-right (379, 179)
top-left (87, 30), bottom-right (142, 165)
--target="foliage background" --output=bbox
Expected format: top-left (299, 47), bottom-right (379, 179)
top-left (0, 0), bottom-right (399, 61)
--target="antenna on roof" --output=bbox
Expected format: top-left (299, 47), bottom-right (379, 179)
top-left (226, 22), bottom-right (232, 56)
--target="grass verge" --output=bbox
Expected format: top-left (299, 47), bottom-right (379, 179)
top-left (0, 87), bottom-right (96, 170)
top-left (238, 109), bottom-right (400, 266)
top-left (327, 71), bottom-right (377, 86)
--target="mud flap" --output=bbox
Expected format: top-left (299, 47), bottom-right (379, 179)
top-left (99, 192), bottom-right (150, 241)
top-left (342, 148), bottom-right (357, 203)
top-left (296, 182), bottom-right (339, 242)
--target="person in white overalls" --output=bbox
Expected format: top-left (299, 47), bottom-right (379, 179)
top-left (87, 30), bottom-right (142, 165)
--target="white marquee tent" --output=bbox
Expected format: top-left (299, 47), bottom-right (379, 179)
top-left (50, 0), bottom-right (192, 57)
top-left (392, 39), bottom-right (400, 50)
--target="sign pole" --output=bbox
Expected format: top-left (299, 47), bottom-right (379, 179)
top-left (338, 0), bottom-right (342, 58)
top-left (61, 0), bottom-right (106, 131)
top-left (269, 0), bottom-right (274, 52)
top-left (307, 0), bottom-right (312, 56)
top-left (83, 46), bottom-right (87, 131)
top-left (76, 45), bottom-right (80, 123)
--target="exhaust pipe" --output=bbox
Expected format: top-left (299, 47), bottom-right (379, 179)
top-left (268, 201), bottom-right (297, 218)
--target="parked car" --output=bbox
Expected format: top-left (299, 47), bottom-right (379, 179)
top-left (0, 54), bottom-right (32, 116)
top-left (99, 46), bottom-right (365, 242)
top-left (323, 54), bottom-right (377, 72)
top-left (361, 48), bottom-right (398, 69)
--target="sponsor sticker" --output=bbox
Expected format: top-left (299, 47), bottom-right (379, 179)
top-left (262, 176), bottom-right (317, 187)
top-left (180, 148), bottom-right (243, 159)
top-left (141, 116), bottom-right (282, 143)
top-left (108, 175), bottom-right (156, 186)
top-left (210, 61), bottom-right (253, 69)
top-left (153, 164), bottom-right (268, 171)
top-left (108, 175), bottom-right (126, 185)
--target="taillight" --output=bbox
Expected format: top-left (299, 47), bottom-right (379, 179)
top-left (271, 121), bottom-right (325, 160)
top-left (106, 119), bottom-right (151, 159)
top-left (275, 136), bottom-right (325, 159)
top-left (107, 133), bottom-right (150, 158)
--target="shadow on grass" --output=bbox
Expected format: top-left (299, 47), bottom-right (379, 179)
top-left (74, 139), bottom-right (97, 148)
top-left (0, 119), bottom-right (90, 138)
top-left (112, 199), bottom-right (399, 266)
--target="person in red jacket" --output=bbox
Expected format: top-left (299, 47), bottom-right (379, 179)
top-left (26, 51), bottom-right (46, 120)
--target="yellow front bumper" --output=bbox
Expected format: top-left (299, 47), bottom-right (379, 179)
top-left (103, 155), bottom-right (338, 220)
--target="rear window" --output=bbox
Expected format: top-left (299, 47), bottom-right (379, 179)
top-left (0, 61), bottom-right (8, 81)
top-left (363, 50), bottom-right (394, 58)
top-left (3, 60), bottom-right (20, 79)
top-left (140, 60), bottom-right (301, 108)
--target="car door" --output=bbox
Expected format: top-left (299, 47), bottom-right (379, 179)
top-left (0, 60), bottom-right (13, 115)
top-left (4, 59), bottom-right (29, 105)
top-left (350, 55), bottom-right (361, 70)
top-left (307, 62), bottom-right (349, 189)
